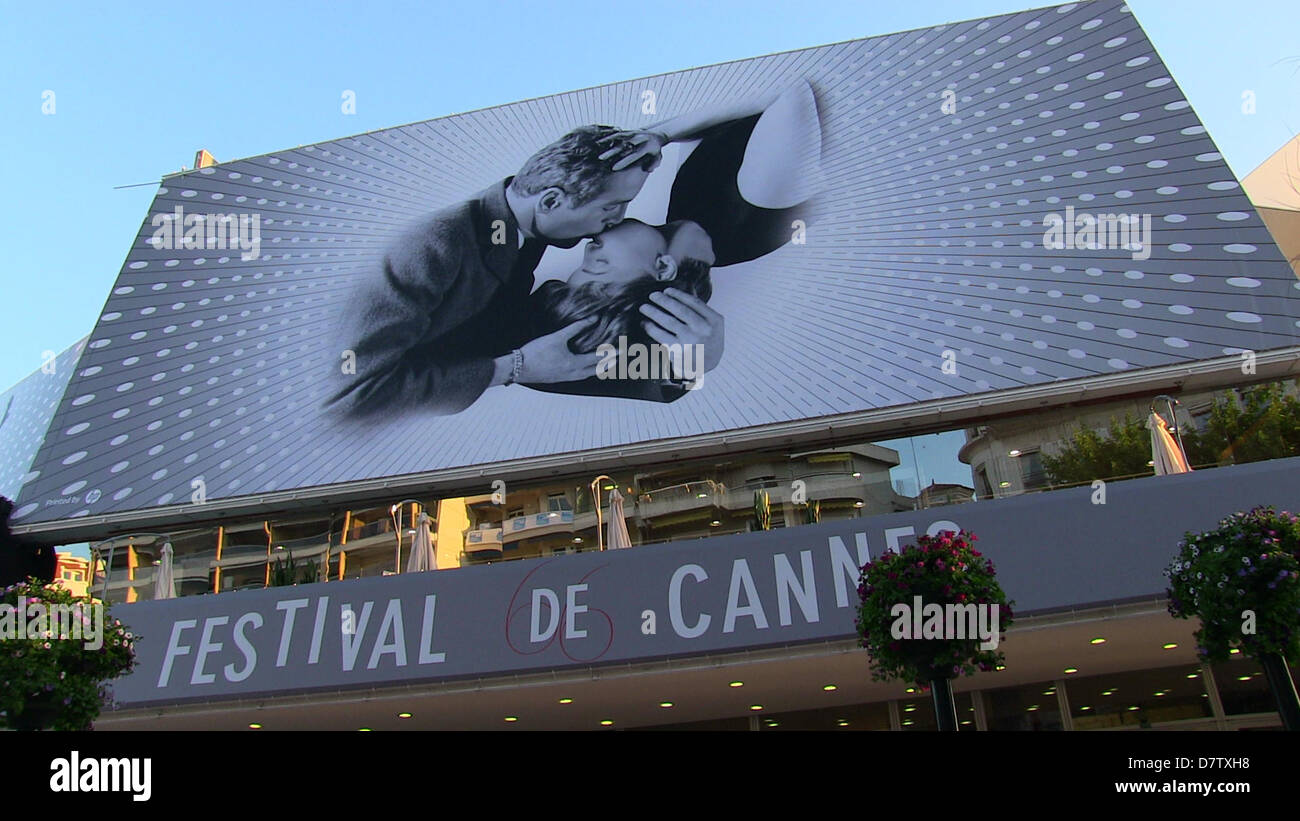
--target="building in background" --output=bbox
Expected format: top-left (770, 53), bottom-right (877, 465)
top-left (52, 552), bottom-right (91, 597)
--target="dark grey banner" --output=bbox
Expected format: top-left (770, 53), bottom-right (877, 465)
top-left (107, 456), bottom-right (1300, 708)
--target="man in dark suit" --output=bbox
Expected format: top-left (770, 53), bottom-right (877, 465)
top-left (327, 125), bottom-right (723, 418)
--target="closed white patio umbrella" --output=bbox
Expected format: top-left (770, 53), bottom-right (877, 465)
top-left (406, 512), bottom-right (437, 573)
top-left (1148, 412), bottom-right (1192, 475)
top-left (153, 541), bottom-right (177, 600)
top-left (606, 489), bottom-right (633, 550)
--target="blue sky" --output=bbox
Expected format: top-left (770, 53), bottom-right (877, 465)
top-left (1, 0), bottom-right (1297, 390)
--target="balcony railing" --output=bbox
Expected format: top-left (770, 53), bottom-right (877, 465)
top-left (502, 510), bottom-right (575, 541)
top-left (465, 527), bottom-right (504, 554)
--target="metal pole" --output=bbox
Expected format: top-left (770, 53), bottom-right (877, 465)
top-left (591, 476), bottom-right (613, 552)
top-left (1153, 394), bottom-right (1187, 459)
top-left (1260, 652), bottom-right (1300, 731)
top-left (390, 499), bottom-right (423, 574)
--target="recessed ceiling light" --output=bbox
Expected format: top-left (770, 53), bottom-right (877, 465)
top-left (1229, 648), bottom-right (1241, 655)
top-left (658, 701), bottom-right (674, 708)
top-left (1154, 691), bottom-right (1166, 697)
top-left (960, 720), bottom-right (972, 725)
top-left (998, 481), bottom-right (1011, 488)
top-left (1237, 675), bottom-right (1252, 681)
top-left (359, 728), bottom-right (372, 732)
top-left (1026, 705), bottom-right (1039, 711)
top-left (248, 723), bottom-right (262, 729)
top-left (1186, 674), bottom-right (1200, 679)
top-left (1102, 689), bottom-right (1116, 696)
top-left (749, 705), bottom-right (763, 711)
top-left (729, 681), bottom-right (744, 688)
top-left (1080, 706), bottom-right (1092, 711)
top-left (1161, 642), bottom-right (1178, 650)
top-left (1127, 706), bottom-right (1140, 712)
top-left (398, 712), bottom-right (412, 719)
top-left (854, 501), bottom-right (864, 508)
top-left (852, 472), bottom-right (862, 478)
top-left (710, 520), bottom-right (721, 527)
top-left (504, 716), bottom-right (518, 723)
top-left (905, 687), bottom-right (916, 694)
top-left (1008, 449), bottom-right (1021, 457)
top-left (1042, 689), bottom-right (1055, 696)
top-left (995, 665), bottom-right (1006, 671)
top-left (1064, 667), bottom-right (1078, 674)
top-left (696, 492), bottom-right (708, 498)
top-left (902, 719), bottom-right (915, 726)
top-left (573, 537), bottom-right (582, 543)
top-left (836, 719), bottom-right (849, 726)
top-left (558, 698), bottom-right (573, 704)
top-left (764, 720), bottom-right (779, 727)
top-left (903, 705), bottom-right (917, 712)
top-left (600, 720), bottom-right (613, 726)
top-left (1090, 637), bottom-right (1106, 645)
top-left (823, 685), bottom-right (837, 692)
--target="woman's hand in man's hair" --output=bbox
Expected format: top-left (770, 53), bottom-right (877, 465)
top-left (598, 130), bottom-right (669, 172)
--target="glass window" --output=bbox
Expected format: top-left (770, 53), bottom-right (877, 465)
top-left (1017, 451), bottom-right (1048, 490)
top-left (1067, 665), bottom-right (1211, 729)
top-left (1211, 656), bottom-right (1277, 716)
top-left (985, 681), bottom-right (1063, 731)
top-left (899, 689), bottom-right (978, 730)
top-left (760, 700), bottom-right (891, 731)
top-left (546, 493), bottom-right (572, 512)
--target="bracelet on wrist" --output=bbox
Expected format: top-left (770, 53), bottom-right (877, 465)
top-left (507, 349), bottom-right (524, 384)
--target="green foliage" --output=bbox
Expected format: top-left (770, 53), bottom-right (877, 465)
top-left (855, 531), bottom-right (1014, 685)
top-left (0, 579), bottom-right (137, 731)
top-left (270, 551), bottom-right (298, 587)
top-left (270, 551), bottom-right (319, 586)
top-left (1042, 381), bottom-right (1300, 486)
top-left (1184, 382), bottom-right (1300, 466)
top-left (1165, 506), bottom-right (1300, 664)
top-left (1040, 413), bottom-right (1153, 486)
top-left (298, 560), bottom-right (320, 585)
top-left (752, 490), bottom-right (771, 531)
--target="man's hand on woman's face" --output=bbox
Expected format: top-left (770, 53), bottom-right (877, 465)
top-left (639, 289), bottom-right (725, 375)
top-left (518, 319), bottom-right (603, 384)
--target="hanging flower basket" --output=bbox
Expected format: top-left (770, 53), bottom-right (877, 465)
top-left (856, 530), bottom-right (1014, 685)
top-left (0, 578), bottom-right (137, 731)
top-left (1165, 506), bottom-right (1300, 663)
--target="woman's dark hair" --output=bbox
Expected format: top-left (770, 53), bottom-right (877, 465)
top-left (535, 252), bottom-right (713, 354)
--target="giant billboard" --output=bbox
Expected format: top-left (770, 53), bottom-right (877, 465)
top-left (13, 0), bottom-right (1300, 526)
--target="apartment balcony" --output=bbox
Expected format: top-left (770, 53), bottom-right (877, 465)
top-left (634, 480), bottom-right (726, 519)
top-left (465, 527), bottom-right (503, 558)
top-left (500, 509), bottom-right (598, 543)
